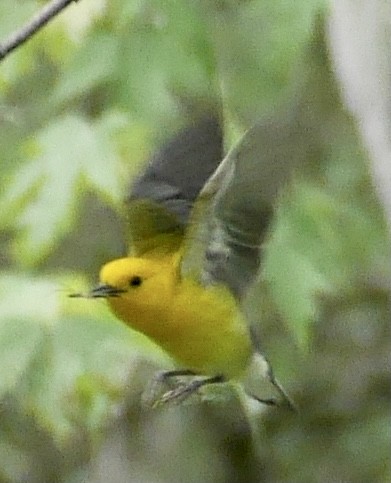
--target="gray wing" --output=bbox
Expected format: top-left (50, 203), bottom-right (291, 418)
top-left (180, 112), bottom-right (310, 410)
top-left (124, 115), bottom-right (223, 255)
top-left (183, 110), bottom-right (314, 300)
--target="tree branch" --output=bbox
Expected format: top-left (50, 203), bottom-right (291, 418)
top-left (0, 0), bottom-right (80, 61)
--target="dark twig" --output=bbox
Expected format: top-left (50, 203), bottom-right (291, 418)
top-left (0, 0), bottom-right (80, 61)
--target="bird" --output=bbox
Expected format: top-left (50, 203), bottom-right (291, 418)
top-left (71, 115), bottom-right (296, 411)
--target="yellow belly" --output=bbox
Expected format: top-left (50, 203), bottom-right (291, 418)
top-left (106, 274), bottom-right (253, 379)
top-left (157, 280), bottom-right (253, 378)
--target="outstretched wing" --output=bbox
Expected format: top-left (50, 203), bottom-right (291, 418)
top-left (125, 116), bottom-right (223, 257)
top-left (182, 109), bottom-right (312, 300)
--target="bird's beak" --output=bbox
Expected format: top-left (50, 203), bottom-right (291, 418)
top-left (90, 284), bottom-right (126, 298)
top-left (69, 284), bottom-right (125, 299)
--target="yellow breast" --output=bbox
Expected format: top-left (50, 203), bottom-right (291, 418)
top-left (104, 259), bottom-right (252, 379)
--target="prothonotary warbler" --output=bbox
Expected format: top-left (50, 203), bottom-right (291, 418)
top-left (72, 116), bottom-right (296, 410)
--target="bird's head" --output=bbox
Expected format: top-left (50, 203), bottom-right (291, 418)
top-left (81, 257), bottom-right (176, 334)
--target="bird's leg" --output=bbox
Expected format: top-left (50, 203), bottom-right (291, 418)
top-left (157, 374), bottom-right (225, 406)
top-left (142, 369), bottom-right (196, 407)
top-left (155, 369), bottom-right (197, 384)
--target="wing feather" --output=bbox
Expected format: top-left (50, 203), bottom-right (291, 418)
top-left (125, 115), bottom-right (223, 257)
top-left (182, 108), bottom-right (312, 300)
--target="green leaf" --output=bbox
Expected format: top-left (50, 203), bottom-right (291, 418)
top-left (1, 114), bottom-right (124, 265)
top-left (0, 274), bottom-right (60, 322)
top-left (204, 0), bottom-right (325, 124)
top-left (0, 274), bottom-right (58, 397)
top-left (52, 34), bottom-right (119, 106)
top-left (19, 315), bottom-right (169, 444)
top-left (265, 233), bottom-right (332, 348)
top-left (0, 271), bottom-right (169, 443)
top-left (116, 1), bottom-right (217, 128)
top-left (0, 318), bottom-right (43, 397)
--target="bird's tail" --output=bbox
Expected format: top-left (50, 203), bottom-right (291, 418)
top-left (243, 352), bottom-right (297, 413)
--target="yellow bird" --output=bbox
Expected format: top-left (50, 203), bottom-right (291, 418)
top-left (73, 116), bottom-right (295, 410)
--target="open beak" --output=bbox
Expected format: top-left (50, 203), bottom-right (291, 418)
top-left (69, 284), bottom-right (126, 299)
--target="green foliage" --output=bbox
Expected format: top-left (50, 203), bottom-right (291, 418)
top-left (0, 1), bottom-right (389, 482)
top-left (1, 114), bottom-right (126, 264)
top-left (0, 272), bottom-right (168, 472)
top-left (203, 0), bottom-right (325, 125)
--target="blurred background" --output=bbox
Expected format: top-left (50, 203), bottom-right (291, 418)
top-left (0, 1), bottom-right (390, 482)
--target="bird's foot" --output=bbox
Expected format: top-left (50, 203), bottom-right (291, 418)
top-left (141, 369), bottom-right (196, 408)
top-left (154, 380), bottom-right (203, 407)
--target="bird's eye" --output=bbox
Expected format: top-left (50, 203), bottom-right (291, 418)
top-left (129, 276), bottom-right (142, 287)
